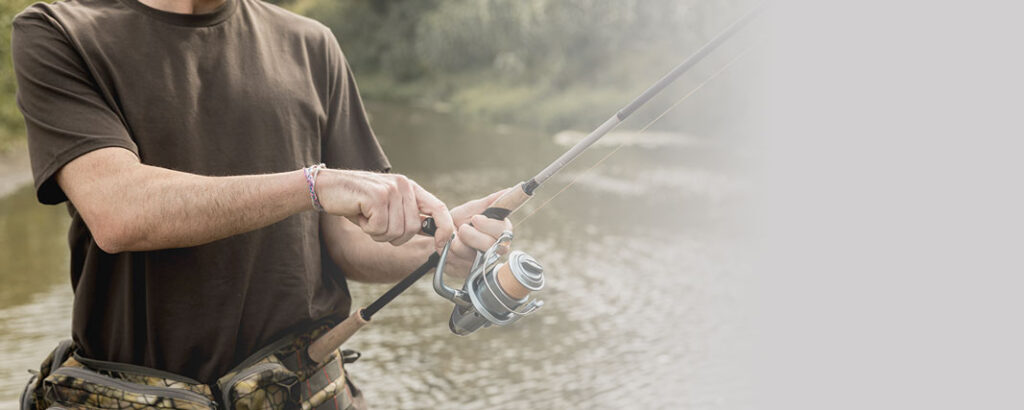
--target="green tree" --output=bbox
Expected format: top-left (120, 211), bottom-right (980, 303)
top-left (0, 0), bottom-right (37, 151)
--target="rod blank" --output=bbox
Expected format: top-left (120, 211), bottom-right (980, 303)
top-left (308, 3), bottom-right (766, 362)
top-left (531, 2), bottom-right (765, 189)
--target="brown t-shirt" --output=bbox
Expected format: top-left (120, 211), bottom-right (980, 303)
top-left (12, 0), bottom-right (389, 382)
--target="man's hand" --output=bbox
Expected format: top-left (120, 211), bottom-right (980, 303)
top-left (316, 169), bottom-right (455, 250)
top-left (319, 187), bottom-right (513, 283)
top-left (444, 189), bottom-right (515, 278)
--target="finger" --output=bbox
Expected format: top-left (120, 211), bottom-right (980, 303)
top-left (449, 236), bottom-right (479, 261)
top-left (452, 188), bottom-right (513, 222)
top-left (392, 178), bottom-right (420, 246)
top-left (382, 181), bottom-right (405, 243)
top-left (482, 187), bottom-right (513, 206)
top-left (458, 223), bottom-right (499, 253)
top-left (413, 183), bottom-right (454, 249)
top-left (469, 214), bottom-right (511, 238)
top-left (350, 214), bottom-right (387, 243)
top-left (346, 215), bottom-right (368, 228)
top-left (445, 256), bottom-right (474, 279)
top-left (362, 203), bottom-right (389, 239)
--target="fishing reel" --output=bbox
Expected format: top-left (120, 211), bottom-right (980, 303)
top-left (434, 231), bottom-right (545, 335)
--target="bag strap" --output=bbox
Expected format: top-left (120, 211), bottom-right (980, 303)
top-left (49, 339), bottom-right (75, 376)
top-left (220, 331), bottom-right (299, 378)
top-left (72, 350), bottom-right (205, 386)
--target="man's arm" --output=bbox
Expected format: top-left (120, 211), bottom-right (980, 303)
top-left (321, 215), bottom-right (433, 283)
top-left (322, 190), bottom-right (514, 283)
top-left (58, 147), bottom-right (454, 254)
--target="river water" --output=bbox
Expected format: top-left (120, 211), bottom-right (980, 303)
top-left (0, 100), bottom-right (752, 408)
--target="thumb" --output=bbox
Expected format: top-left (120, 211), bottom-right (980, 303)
top-left (480, 188), bottom-right (511, 207)
top-left (454, 188), bottom-right (511, 220)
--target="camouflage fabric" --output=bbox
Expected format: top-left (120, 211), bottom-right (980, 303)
top-left (22, 339), bottom-right (73, 410)
top-left (275, 325), bottom-right (357, 410)
top-left (115, 371), bottom-right (212, 398)
top-left (298, 375), bottom-right (345, 410)
top-left (292, 351), bottom-right (352, 410)
top-left (24, 325), bottom-right (363, 410)
top-left (217, 355), bottom-right (296, 410)
top-left (42, 357), bottom-right (214, 409)
top-left (218, 323), bottom-right (359, 410)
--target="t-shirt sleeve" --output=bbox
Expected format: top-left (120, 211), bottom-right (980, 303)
top-left (11, 10), bottom-right (138, 205)
top-left (320, 33), bottom-right (390, 173)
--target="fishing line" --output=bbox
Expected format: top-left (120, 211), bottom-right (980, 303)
top-left (514, 44), bottom-right (758, 228)
top-left (307, 5), bottom-right (765, 361)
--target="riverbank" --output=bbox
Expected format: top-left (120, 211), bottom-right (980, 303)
top-left (357, 73), bottom-right (634, 133)
top-left (0, 143), bottom-right (31, 198)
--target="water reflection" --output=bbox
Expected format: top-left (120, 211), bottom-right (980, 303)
top-left (0, 185), bottom-right (71, 306)
top-left (0, 102), bottom-right (749, 408)
top-left (0, 185), bottom-right (73, 406)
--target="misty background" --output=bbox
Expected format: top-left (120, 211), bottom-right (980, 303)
top-left (1, 0), bottom-right (760, 408)
top-left (1, 1), bottom-right (1017, 408)
top-left (0, 0), bottom-right (753, 151)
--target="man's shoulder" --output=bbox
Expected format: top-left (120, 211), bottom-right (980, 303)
top-left (14, 0), bottom-right (126, 27)
top-left (13, 0), bottom-right (334, 42)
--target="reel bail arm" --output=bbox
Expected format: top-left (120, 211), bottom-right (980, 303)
top-left (434, 231), bottom-right (546, 335)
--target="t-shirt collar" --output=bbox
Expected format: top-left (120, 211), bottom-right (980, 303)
top-left (117, 0), bottom-right (238, 27)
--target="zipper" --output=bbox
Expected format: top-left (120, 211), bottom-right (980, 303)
top-left (220, 362), bottom-right (292, 408)
top-left (51, 366), bottom-right (216, 408)
top-left (74, 351), bottom-right (205, 386)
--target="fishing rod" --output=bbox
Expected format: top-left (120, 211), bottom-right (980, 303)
top-left (307, 2), bottom-right (765, 363)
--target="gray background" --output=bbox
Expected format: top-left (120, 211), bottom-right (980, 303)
top-left (749, 0), bottom-right (1024, 408)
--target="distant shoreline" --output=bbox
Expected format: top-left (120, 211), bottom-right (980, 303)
top-left (0, 144), bottom-right (31, 199)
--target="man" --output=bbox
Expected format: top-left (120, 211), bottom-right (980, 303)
top-left (12, 0), bottom-right (511, 407)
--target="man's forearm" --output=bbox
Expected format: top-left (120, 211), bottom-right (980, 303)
top-left (117, 167), bottom-right (311, 252)
top-left (58, 147), bottom-right (312, 253)
top-left (321, 215), bottom-right (436, 283)
top-left (321, 189), bottom-right (516, 283)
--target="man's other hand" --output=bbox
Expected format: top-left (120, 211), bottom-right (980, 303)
top-left (316, 170), bottom-right (455, 249)
top-left (444, 189), bottom-right (515, 278)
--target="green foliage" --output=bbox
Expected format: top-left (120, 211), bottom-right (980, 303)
top-left (0, 0), bottom-right (37, 151)
top-left (0, 0), bottom-right (750, 149)
top-left (299, 0), bottom-right (750, 130)
top-left (301, 0), bottom-right (440, 81)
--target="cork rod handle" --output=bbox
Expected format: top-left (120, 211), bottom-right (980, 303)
top-left (307, 308), bottom-right (369, 364)
top-left (480, 183), bottom-right (532, 220)
top-left (420, 182), bottom-right (533, 235)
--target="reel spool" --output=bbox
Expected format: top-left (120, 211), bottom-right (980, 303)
top-left (434, 231), bottom-right (545, 335)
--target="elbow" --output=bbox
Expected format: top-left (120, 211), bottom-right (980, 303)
top-left (90, 216), bottom-right (139, 254)
top-left (94, 236), bottom-right (126, 255)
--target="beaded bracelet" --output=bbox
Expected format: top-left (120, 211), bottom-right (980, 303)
top-left (304, 163), bottom-right (327, 212)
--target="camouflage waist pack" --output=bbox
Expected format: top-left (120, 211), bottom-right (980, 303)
top-left (20, 341), bottom-right (216, 409)
top-left (21, 324), bottom-right (364, 410)
top-left (216, 324), bottom-right (363, 410)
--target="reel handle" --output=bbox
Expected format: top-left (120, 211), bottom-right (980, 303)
top-left (420, 183), bottom-right (533, 235)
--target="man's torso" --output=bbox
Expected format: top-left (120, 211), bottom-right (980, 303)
top-left (15, 0), bottom-right (372, 382)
